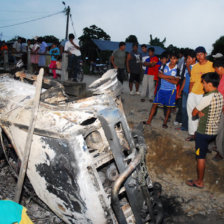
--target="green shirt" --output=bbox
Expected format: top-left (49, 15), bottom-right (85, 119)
top-left (112, 48), bottom-right (126, 69)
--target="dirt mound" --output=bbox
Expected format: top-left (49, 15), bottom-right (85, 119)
top-left (144, 127), bottom-right (224, 193)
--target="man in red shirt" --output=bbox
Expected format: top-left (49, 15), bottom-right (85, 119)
top-left (212, 58), bottom-right (224, 161)
top-left (141, 47), bottom-right (159, 102)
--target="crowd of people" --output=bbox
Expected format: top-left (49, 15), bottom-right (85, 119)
top-left (111, 42), bottom-right (224, 188)
top-left (0, 33), bottom-right (81, 81)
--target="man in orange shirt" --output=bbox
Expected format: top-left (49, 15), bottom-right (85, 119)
top-left (186, 46), bottom-right (214, 141)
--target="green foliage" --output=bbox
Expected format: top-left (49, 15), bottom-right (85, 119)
top-left (125, 35), bottom-right (138, 43)
top-left (42, 35), bottom-right (59, 44)
top-left (211, 36), bottom-right (224, 56)
top-left (149, 34), bottom-right (166, 48)
top-left (79, 24), bottom-right (111, 62)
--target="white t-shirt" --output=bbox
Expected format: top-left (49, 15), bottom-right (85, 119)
top-left (64, 39), bottom-right (81, 56)
top-left (13, 41), bottom-right (21, 52)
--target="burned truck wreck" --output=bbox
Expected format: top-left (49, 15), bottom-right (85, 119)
top-left (0, 70), bottom-right (163, 224)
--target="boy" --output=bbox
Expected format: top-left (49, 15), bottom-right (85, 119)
top-left (126, 43), bottom-right (142, 95)
top-left (212, 58), bottom-right (224, 161)
top-left (49, 43), bottom-right (60, 79)
top-left (187, 72), bottom-right (223, 188)
top-left (177, 50), bottom-right (196, 131)
top-left (141, 47), bottom-right (159, 102)
top-left (144, 52), bottom-right (180, 128)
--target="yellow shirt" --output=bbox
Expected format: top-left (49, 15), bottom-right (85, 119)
top-left (190, 61), bottom-right (214, 95)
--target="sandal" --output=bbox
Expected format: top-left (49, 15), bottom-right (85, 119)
top-left (143, 121), bottom-right (150, 125)
top-left (185, 135), bottom-right (195, 141)
top-left (186, 180), bottom-right (204, 189)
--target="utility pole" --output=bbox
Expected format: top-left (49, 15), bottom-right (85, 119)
top-left (65, 6), bottom-right (70, 40)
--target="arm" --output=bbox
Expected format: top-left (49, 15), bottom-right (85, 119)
top-left (144, 61), bottom-right (157, 67)
top-left (158, 72), bottom-right (179, 84)
top-left (177, 78), bottom-right (186, 98)
top-left (70, 40), bottom-right (80, 50)
top-left (126, 53), bottom-right (131, 73)
top-left (110, 55), bottom-right (118, 69)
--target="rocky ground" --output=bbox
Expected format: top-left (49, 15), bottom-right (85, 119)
top-left (0, 74), bottom-right (224, 223)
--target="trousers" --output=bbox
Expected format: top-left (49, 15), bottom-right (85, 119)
top-left (141, 74), bottom-right (155, 100)
top-left (187, 92), bottom-right (203, 135)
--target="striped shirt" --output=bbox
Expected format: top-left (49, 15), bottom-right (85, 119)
top-left (196, 90), bottom-right (223, 135)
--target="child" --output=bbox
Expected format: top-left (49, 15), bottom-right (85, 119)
top-left (186, 72), bottom-right (223, 188)
top-left (143, 52), bottom-right (180, 128)
top-left (49, 43), bottom-right (60, 79)
top-left (177, 50), bottom-right (196, 131)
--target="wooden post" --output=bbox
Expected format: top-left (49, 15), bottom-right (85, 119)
top-left (3, 50), bottom-right (8, 71)
top-left (61, 52), bottom-right (68, 81)
top-left (14, 68), bottom-right (44, 203)
top-left (27, 50), bottom-right (32, 73)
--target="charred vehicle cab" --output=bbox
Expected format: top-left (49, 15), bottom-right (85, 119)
top-left (0, 70), bottom-right (163, 224)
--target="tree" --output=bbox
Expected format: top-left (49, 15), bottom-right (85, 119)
top-left (42, 35), bottom-right (59, 44)
top-left (125, 35), bottom-right (138, 43)
top-left (149, 34), bottom-right (166, 48)
top-left (79, 25), bottom-right (111, 62)
top-left (211, 36), bottom-right (224, 56)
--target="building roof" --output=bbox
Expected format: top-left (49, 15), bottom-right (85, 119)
top-left (92, 39), bottom-right (165, 55)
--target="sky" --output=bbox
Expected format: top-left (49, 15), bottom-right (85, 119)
top-left (1, 0), bottom-right (224, 54)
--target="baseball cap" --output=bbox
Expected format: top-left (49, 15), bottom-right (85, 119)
top-left (195, 46), bottom-right (206, 54)
top-left (212, 53), bottom-right (223, 58)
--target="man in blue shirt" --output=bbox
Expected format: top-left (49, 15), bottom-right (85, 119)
top-left (144, 52), bottom-right (180, 128)
top-left (177, 50), bottom-right (196, 131)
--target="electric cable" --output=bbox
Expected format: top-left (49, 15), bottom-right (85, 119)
top-left (0, 10), bottom-right (64, 29)
top-left (69, 13), bottom-right (77, 37)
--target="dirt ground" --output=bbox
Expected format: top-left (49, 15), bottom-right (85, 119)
top-left (121, 79), bottom-right (224, 223)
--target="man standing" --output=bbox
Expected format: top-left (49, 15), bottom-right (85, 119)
top-left (64, 33), bottom-right (81, 82)
top-left (141, 47), bottom-right (159, 102)
top-left (12, 37), bottom-right (22, 64)
top-left (38, 37), bottom-right (48, 69)
top-left (110, 42), bottom-right (126, 84)
top-left (186, 46), bottom-right (214, 141)
top-left (144, 52), bottom-right (180, 128)
top-left (126, 43), bottom-right (142, 95)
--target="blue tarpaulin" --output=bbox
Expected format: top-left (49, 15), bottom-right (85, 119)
top-left (92, 39), bottom-right (165, 55)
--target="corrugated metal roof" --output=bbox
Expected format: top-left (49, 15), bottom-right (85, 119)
top-left (92, 39), bottom-right (165, 55)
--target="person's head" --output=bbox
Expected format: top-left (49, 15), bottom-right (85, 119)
top-left (17, 37), bottom-right (22, 43)
top-left (195, 46), bottom-right (207, 64)
top-left (160, 52), bottom-right (168, 65)
top-left (169, 51), bottom-right (178, 66)
top-left (148, 47), bottom-right (155, 57)
top-left (178, 49), bottom-right (184, 58)
top-left (69, 33), bottom-right (75, 40)
top-left (213, 57), bottom-right (224, 77)
top-left (37, 37), bottom-right (43, 43)
top-left (119, 42), bottom-right (126, 51)
top-left (141, 44), bottom-right (147, 53)
top-left (186, 49), bottom-right (196, 65)
top-left (132, 42), bottom-right (138, 51)
top-left (201, 72), bottom-right (220, 92)
top-left (27, 39), bottom-right (31, 45)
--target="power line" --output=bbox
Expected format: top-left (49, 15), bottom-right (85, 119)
top-left (69, 13), bottom-right (77, 37)
top-left (0, 10), bottom-right (64, 29)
